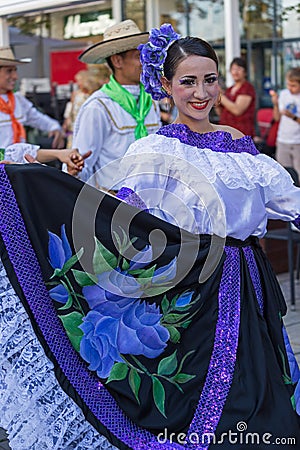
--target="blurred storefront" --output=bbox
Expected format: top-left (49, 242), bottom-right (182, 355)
top-left (0, 0), bottom-right (299, 107)
top-left (5, 1), bottom-right (119, 91)
top-left (159, 0), bottom-right (300, 108)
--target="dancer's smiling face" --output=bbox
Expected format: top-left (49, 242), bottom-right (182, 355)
top-left (162, 55), bottom-right (219, 129)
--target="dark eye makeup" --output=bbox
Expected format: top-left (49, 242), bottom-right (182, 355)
top-left (179, 74), bottom-right (218, 86)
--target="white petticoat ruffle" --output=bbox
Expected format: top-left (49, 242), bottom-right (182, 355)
top-left (4, 144), bottom-right (39, 164)
top-left (0, 262), bottom-right (117, 450)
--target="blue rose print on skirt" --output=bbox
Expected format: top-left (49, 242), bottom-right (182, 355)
top-left (80, 312), bottom-right (124, 378)
top-left (48, 224), bottom-right (72, 270)
top-left (47, 225), bottom-right (198, 417)
top-left (80, 299), bottom-right (169, 378)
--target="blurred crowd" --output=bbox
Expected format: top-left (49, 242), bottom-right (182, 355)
top-left (1, 35), bottom-right (299, 180)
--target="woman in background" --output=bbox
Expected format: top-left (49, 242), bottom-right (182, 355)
top-left (216, 57), bottom-right (256, 137)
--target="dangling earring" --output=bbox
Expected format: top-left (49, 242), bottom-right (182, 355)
top-left (215, 92), bottom-right (222, 106)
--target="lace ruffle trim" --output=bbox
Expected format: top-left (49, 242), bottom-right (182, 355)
top-left (125, 134), bottom-right (293, 192)
top-left (4, 143), bottom-right (39, 164)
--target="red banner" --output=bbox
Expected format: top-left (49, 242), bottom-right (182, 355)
top-left (50, 50), bottom-right (87, 85)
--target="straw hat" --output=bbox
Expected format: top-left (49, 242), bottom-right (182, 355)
top-left (0, 47), bottom-right (31, 66)
top-left (79, 20), bottom-right (149, 64)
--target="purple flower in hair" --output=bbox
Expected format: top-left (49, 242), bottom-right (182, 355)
top-left (149, 23), bottom-right (180, 47)
top-left (139, 45), bottom-right (166, 67)
top-left (139, 23), bottom-right (181, 101)
top-left (141, 70), bottom-right (163, 101)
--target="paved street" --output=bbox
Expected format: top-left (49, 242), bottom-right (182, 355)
top-left (0, 272), bottom-right (299, 450)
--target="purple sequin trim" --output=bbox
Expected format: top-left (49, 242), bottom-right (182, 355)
top-left (185, 246), bottom-right (241, 449)
top-left (292, 214), bottom-right (300, 230)
top-left (157, 124), bottom-right (259, 155)
top-left (0, 165), bottom-right (183, 450)
top-left (117, 187), bottom-right (148, 211)
top-left (242, 247), bottom-right (264, 314)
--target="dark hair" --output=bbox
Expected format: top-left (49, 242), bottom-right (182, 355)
top-left (163, 36), bottom-right (219, 81)
top-left (106, 56), bottom-right (115, 73)
top-left (230, 57), bottom-right (247, 72)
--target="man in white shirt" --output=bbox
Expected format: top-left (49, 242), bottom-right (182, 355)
top-left (72, 20), bottom-right (161, 191)
top-left (0, 47), bottom-right (65, 149)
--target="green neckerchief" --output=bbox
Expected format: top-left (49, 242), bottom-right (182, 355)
top-left (101, 75), bottom-right (153, 140)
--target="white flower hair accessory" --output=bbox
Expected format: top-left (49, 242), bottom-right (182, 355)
top-left (138, 23), bottom-right (181, 100)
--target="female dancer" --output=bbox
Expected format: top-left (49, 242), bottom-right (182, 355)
top-left (0, 24), bottom-right (299, 449)
top-left (117, 23), bottom-right (300, 447)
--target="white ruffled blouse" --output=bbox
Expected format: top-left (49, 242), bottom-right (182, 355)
top-left (120, 132), bottom-right (300, 240)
